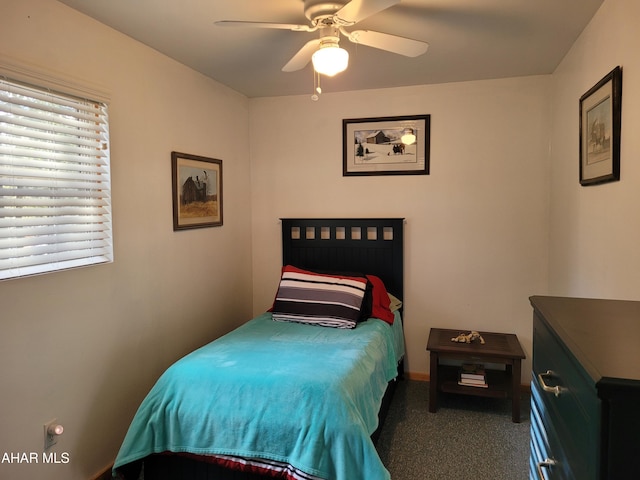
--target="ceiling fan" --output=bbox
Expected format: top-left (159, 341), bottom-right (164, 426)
top-left (216, 0), bottom-right (429, 77)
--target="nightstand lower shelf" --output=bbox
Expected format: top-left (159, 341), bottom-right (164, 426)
top-left (438, 364), bottom-right (510, 398)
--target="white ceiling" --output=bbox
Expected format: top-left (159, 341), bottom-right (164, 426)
top-left (56, 0), bottom-right (604, 98)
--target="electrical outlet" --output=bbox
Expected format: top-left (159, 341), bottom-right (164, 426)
top-left (43, 419), bottom-right (60, 450)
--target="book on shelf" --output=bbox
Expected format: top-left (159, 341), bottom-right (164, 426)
top-left (458, 363), bottom-right (488, 387)
top-left (458, 379), bottom-right (489, 388)
top-left (459, 377), bottom-right (487, 385)
top-left (460, 363), bottom-right (486, 381)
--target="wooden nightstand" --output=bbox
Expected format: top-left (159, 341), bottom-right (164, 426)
top-left (426, 327), bottom-right (526, 422)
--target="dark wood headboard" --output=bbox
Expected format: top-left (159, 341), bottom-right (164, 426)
top-left (281, 218), bottom-right (404, 300)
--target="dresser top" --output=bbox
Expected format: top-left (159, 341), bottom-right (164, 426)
top-left (530, 296), bottom-right (640, 387)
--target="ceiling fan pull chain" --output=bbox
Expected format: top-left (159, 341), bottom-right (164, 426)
top-left (311, 70), bottom-right (322, 101)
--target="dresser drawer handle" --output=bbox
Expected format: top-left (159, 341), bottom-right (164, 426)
top-left (538, 370), bottom-right (566, 397)
top-left (536, 458), bottom-right (557, 480)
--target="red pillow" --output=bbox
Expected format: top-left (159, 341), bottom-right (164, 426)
top-left (366, 275), bottom-right (395, 324)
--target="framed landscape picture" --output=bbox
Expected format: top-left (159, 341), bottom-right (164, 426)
top-left (343, 114), bottom-right (430, 176)
top-left (171, 152), bottom-right (223, 230)
top-left (579, 66), bottom-right (622, 186)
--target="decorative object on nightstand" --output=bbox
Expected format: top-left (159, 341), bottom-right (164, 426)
top-left (450, 331), bottom-right (485, 344)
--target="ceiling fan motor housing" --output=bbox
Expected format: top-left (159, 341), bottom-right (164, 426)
top-left (318, 26), bottom-right (341, 43)
top-left (304, 0), bottom-right (348, 23)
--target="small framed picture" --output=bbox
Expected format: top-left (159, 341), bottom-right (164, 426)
top-left (343, 114), bottom-right (430, 176)
top-left (171, 152), bottom-right (223, 230)
top-left (579, 66), bottom-right (622, 186)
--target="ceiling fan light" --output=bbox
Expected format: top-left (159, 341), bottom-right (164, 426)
top-left (312, 45), bottom-right (349, 77)
top-left (401, 128), bottom-right (416, 145)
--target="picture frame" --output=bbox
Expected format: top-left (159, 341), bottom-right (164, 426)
top-left (579, 66), bottom-right (622, 186)
top-left (343, 114), bottom-right (430, 176)
top-left (171, 152), bottom-right (223, 230)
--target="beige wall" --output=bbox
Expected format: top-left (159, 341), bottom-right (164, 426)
top-left (0, 1), bottom-right (253, 479)
top-left (548, 0), bottom-right (640, 299)
top-left (249, 76), bottom-right (552, 381)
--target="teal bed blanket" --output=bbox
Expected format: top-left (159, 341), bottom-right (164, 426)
top-left (113, 311), bottom-right (404, 480)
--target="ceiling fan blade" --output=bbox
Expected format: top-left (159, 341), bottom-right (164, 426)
top-left (336, 0), bottom-right (400, 25)
top-left (347, 30), bottom-right (428, 57)
top-left (282, 39), bottom-right (321, 72)
top-left (215, 20), bottom-right (314, 32)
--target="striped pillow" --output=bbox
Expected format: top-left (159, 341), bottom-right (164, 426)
top-left (271, 266), bottom-right (368, 329)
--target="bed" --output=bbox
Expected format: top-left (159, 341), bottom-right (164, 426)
top-left (113, 218), bottom-right (405, 480)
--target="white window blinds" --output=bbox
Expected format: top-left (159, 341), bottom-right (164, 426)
top-left (0, 77), bottom-right (112, 281)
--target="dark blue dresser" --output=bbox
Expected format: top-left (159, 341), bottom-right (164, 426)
top-left (529, 296), bottom-right (640, 480)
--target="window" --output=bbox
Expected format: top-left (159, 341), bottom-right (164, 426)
top-left (0, 77), bottom-right (112, 280)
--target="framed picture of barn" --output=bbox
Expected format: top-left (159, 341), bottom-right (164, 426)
top-left (579, 66), bottom-right (622, 186)
top-left (171, 152), bottom-right (223, 230)
top-left (342, 114), bottom-right (430, 176)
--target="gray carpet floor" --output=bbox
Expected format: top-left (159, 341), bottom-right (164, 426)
top-left (375, 379), bottom-right (531, 480)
